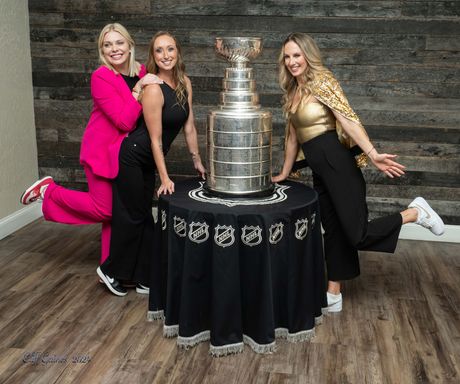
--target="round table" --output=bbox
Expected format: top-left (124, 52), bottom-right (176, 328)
top-left (148, 178), bottom-right (327, 356)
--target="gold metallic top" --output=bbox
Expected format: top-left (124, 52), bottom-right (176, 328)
top-left (287, 71), bottom-right (369, 168)
top-left (290, 101), bottom-right (336, 144)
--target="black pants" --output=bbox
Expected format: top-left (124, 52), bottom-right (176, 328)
top-left (101, 133), bottom-right (156, 285)
top-left (301, 132), bottom-right (402, 281)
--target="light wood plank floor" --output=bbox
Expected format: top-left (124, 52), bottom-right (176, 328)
top-left (0, 219), bottom-right (458, 384)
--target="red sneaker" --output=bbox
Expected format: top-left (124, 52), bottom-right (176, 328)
top-left (20, 176), bottom-right (53, 205)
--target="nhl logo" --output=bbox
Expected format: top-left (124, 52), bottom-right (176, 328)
top-left (241, 225), bottom-right (262, 247)
top-left (269, 222), bottom-right (284, 244)
top-left (161, 210), bottom-right (167, 230)
top-left (295, 218), bottom-right (309, 240)
top-left (214, 225), bottom-right (235, 248)
top-left (188, 221), bottom-right (209, 244)
top-left (173, 216), bottom-right (187, 237)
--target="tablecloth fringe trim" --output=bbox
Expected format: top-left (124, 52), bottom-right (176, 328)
top-left (147, 310), bottom-right (165, 321)
top-left (177, 330), bottom-right (211, 349)
top-left (157, 322), bottom-right (320, 356)
top-left (163, 324), bottom-right (179, 338)
top-left (210, 342), bottom-right (244, 357)
top-left (315, 314), bottom-right (324, 325)
top-left (243, 335), bottom-right (276, 354)
top-left (274, 327), bottom-right (315, 343)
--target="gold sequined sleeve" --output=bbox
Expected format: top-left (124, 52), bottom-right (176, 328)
top-left (310, 71), bottom-right (368, 149)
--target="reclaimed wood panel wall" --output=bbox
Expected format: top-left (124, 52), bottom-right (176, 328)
top-left (28, 1), bottom-right (460, 224)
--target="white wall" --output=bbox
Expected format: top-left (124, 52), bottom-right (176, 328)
top-left (0, 0), bottom-right (41, 238)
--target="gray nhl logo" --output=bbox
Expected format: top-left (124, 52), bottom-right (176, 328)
top-left (295, 218), bottom-right (309, 240)
top-left (310, 212), bottom-right (316, 228)
top-left (214, 225), bottom-right (235, 248)
top-left (269, 222), bottom-right (284, 244)
top-left (161, 210), bottom-right (167, 230)
top-left (241, 225), bottom-right (262, 247)
top-left (173, 216), bottom-right (187, 237)
top-left (188, 221), bottom-right (209, 244)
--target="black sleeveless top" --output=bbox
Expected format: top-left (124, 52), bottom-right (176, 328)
top-left (121, 74), bottom-right (139, 92)
top-left (129, 83), bottom-right (189, 156)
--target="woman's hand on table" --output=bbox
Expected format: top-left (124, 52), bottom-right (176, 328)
top-left (272, 172), bottom-right (288, 183)
top-left (157, 178), bottom-right (175, 196)
top-left (192, 155), bottom-right (206, 180)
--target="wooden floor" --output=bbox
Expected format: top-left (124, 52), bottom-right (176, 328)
top-left (0, 219), bottom-right (458, 384)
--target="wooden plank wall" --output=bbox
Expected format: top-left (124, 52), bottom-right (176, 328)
top-left (28, 1), bottom-right (460, 224)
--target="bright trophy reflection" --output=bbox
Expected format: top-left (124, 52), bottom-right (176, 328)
top-left (205, 37), bottom-right (274, 196)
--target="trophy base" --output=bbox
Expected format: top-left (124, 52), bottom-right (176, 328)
top-left (203, 184), bottom-right (275, 199)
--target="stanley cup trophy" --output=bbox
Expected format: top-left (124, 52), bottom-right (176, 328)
top-left (205, 37), bottom-right (274, 197)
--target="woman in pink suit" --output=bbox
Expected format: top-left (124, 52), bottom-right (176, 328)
top-left (20, 23), bottom-right (160, 264)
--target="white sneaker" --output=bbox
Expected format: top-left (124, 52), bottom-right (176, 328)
top-left (135, 283), bottom-right (149, 294)
top-left (408, 197), bottom-right (445, 236)
top-left (20, 176), bottom-right (53, 205)
top-left (96, 267), bottom-right (128, 297)
top-left (327, 292), bottom-right (342, 313)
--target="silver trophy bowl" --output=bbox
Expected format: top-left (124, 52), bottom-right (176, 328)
top-left (215, 37), bottom-right (262, 65)
top-left (205, 37), bottom-right (273, 197)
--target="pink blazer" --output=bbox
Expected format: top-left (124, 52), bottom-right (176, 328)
top-left (80, 64), bottom-right (147, 179)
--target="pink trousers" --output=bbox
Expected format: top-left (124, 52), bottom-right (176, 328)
top-left (42, 166), bottom-right (112, 264)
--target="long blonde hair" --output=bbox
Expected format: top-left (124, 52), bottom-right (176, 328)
top-left (146, 31), bottom-right (188, 108)
top-left (278, 33), bottom-right (327, 114)
top-left (97, 23), bottom-right (139, 76)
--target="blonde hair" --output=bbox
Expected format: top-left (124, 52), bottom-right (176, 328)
top-left (278, 33), bottom-right (327, 113)
top-left (146, 31), bottom-right (188, 108)
top-left (97, 23), bottom-right (139, 77)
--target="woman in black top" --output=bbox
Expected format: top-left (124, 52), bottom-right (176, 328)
top-left (97, 31), bottom-right (206, 296)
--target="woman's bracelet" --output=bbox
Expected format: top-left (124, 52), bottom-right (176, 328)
top-left (191, 151), bottom-right (200, 160)
top-left (366, 146), bottom-right (375, 156)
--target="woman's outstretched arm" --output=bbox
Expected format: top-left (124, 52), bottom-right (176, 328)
top-left (332, 110), bottom-right (406, 179)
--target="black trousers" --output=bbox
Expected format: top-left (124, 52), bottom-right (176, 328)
top-left (101, 133), bottom-right (156, 285)
top-left (301, 132), bottom-right (402, 281)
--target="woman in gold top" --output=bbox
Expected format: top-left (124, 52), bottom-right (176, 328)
top-left (272, 33), bottom-right (445, 313)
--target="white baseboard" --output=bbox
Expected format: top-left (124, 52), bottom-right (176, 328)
top-left (399, 223), bottom-right (459, 243)
top-left (0, 204), bottom-right (43, 241)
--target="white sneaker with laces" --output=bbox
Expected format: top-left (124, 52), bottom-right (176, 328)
top-left (408, 197), bottom-right (445, 236)
top-left (327, 292), bottom-right (342, 313)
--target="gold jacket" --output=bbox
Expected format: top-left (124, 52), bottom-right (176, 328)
top-left (289, 71), bottom-right (368, 169)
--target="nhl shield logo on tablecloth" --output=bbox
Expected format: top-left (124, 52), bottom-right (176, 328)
top-left (269, 222), bottom-right (284, 244)
top-left (214, 225), bottom-right (235, 248)
top-left (241, 225), bottom-right (262, 247)
top-left (295, 218), bottom-right (309, 240)
top-left (173, 216), bottom-right (187, 237)
top-left (188, 221), bottom-right (209, 244)
top-left (161, 210), bottom-right (167, 230)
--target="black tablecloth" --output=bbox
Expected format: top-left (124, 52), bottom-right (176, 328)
top-left (148, 179), bottom-right (327, 356)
